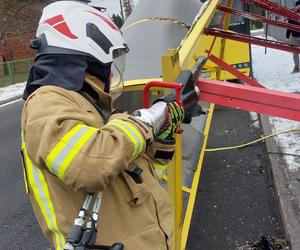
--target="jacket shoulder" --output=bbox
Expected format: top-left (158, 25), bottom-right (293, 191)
top-left (26, 85), bottom-right (79, 102)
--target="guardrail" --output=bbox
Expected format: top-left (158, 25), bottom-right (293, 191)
top-left (0, 58), bottom-right (33, 87)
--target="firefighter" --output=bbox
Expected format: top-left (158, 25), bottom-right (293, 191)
top-left (21, 1), bottom-right (184, 249)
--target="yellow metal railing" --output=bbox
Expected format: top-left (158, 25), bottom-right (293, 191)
top-left (124, 1), bottom-right (244, 249)
top-left (160, 1), bottom-right (220, 249)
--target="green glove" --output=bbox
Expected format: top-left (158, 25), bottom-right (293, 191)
top-left (157, 101), bottom-right (184, 140)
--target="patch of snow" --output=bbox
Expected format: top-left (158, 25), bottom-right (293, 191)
top-left (0, 82), bottom-right (25, 102)
top-left (252, 44), bottom-right (300, 172)
top-left (269, 116), bottom-right (300, 172)
top-left (249, 112), bottom-right (260, 128)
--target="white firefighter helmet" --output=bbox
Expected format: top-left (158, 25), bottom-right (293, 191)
top-left (32, 0), bottom-right (128, 94)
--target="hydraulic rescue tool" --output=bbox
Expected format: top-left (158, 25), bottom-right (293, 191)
top-left (140, 56), bottom-right (207, 129)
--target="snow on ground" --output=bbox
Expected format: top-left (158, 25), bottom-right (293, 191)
top-left (249, 112), bottom-right (260, 128)
top-left (252, 44), bottom-right (300, 172)
top-left (0, 82), bottom-right (25, 102)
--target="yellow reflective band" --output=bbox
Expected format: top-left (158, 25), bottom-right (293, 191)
top-left (23, 147), bottom-right (65, 249)
top-left (153, 164), bottom-right (168, 179)
top-left (46, 124), bottom-right (99, 180)
top-left (46, 124), bottom-right (85, 174)
top-left (56, 126), bottom-right (98, 179)
top-left (107, 119), bottom-right (145, 161)
top-left (21, 132), bottom-right (25, 147)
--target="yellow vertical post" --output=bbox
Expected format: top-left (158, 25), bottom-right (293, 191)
top-left (216, 0), bottom-right (233, 80)
top-left (162, 48), bottom-right (180, 82)
top-left (160, 2), bottom-right (221, 248)
top-left (167, 132), bottom-right (183, 250)
top-left (162, 49), bottom-right (183, 250)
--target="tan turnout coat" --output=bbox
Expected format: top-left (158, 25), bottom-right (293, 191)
top-left (21, 79), bottom-right (174, 250)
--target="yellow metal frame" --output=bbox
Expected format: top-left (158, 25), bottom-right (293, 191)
top-left (161, 0), bottom-right (220, 83)
top-left (160, 1), bottom-right (220, 249)
top-left (181, 104), bottom-right (215, 249)
top-left (122, 0), bottom-right (249, 249)
top-left (167, 132), bottom-right (184, 249)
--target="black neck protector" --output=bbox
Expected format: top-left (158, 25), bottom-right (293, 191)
top-left (23, 54), bottom-right (111, 100)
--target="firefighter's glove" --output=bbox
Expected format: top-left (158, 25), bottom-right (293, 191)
top-left (157, 101), bottom-right (184, 140)
top-left (132, 94), bottom-right (184, 139)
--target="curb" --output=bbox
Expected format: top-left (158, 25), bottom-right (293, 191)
top-left (260, 114), bottom-right (300, 250)
top-left (0, 95), bottom-right (22, 106)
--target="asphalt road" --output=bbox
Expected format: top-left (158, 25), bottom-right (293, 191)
top-left (187, 106), bottom-right (284, 250)
top-left (0, 101), bottom-right (284, 250)
top-left (0, 100), bottom-right (50, 250)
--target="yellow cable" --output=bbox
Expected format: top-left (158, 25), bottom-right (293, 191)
top-left (205, 127), bottom-right (300, 152)
top-left (121, 17), bottom-right (190, 32)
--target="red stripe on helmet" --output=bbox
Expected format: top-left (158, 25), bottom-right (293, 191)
top-left (85, 10), bottom-right (120, 31)
top-left (43, 14), bottom-right (78, 39)
top-left (53, 22), bottom-right (78, 39)
top-left (44, 14), bottom-right (64, 26)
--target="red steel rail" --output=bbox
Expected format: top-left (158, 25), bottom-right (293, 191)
top-left (205, 28), bottom-right (300, 54)
top-left (217, 5), bottom-right (300, 34)
top-left (241, 0), bottom-right (300, 22)
top-left (197, 79), bottom-right (300, 122)
top-left (207, 54), bottom-right (265, 88)
top-left (145, 79), bottom-right (300, 122)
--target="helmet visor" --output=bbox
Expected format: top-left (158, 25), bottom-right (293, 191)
top-left (110, 51), bottom-right (126, 95)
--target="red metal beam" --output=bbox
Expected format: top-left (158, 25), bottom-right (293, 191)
top-left (205, 28), bottom-right (300, 54)
top-left (241, 0), bottom-right (300, 22)
top-left (198, 79), bottom-right (300, 122)
top-left (207, 54), bottom-right (265, 88)
top-left (218, 5), bottom-right (300, 34)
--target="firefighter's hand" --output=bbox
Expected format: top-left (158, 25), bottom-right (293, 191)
top-left (157, 101), bottom-right (184, 140)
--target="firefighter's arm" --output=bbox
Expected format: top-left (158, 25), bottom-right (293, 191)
top-left (134, 96), bottom-right (184, 179)
top-left (23, 87), bottom-right (153, 192)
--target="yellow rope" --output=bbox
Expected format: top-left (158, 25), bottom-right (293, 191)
top-left (205, 127), bottom-right (300, 152)
top-left (121, 17), bottom-right (191, 32)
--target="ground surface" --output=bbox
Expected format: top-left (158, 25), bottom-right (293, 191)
top-left (0, 100), bottom-right (50, 249)
top-left (187, 106), bottom-right (284, 250)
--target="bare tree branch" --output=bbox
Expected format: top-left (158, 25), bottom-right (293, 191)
top-left (0, 0), bottom-right (50, 44)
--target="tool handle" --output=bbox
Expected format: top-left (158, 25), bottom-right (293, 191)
top-left (143, 81), bottom-right (183, 108)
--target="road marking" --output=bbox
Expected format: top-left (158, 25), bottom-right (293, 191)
top-left (0, 98), bottom-right (22, 108)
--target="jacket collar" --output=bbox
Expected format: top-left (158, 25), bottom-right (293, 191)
top-left (84, 73), bottom-right (112, 113)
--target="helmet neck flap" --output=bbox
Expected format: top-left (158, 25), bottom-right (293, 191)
top-left (23, 54), bottom-right (111, 100)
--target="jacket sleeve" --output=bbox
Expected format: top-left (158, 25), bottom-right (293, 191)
top-left (22, 87), bottom-right (153, 192)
